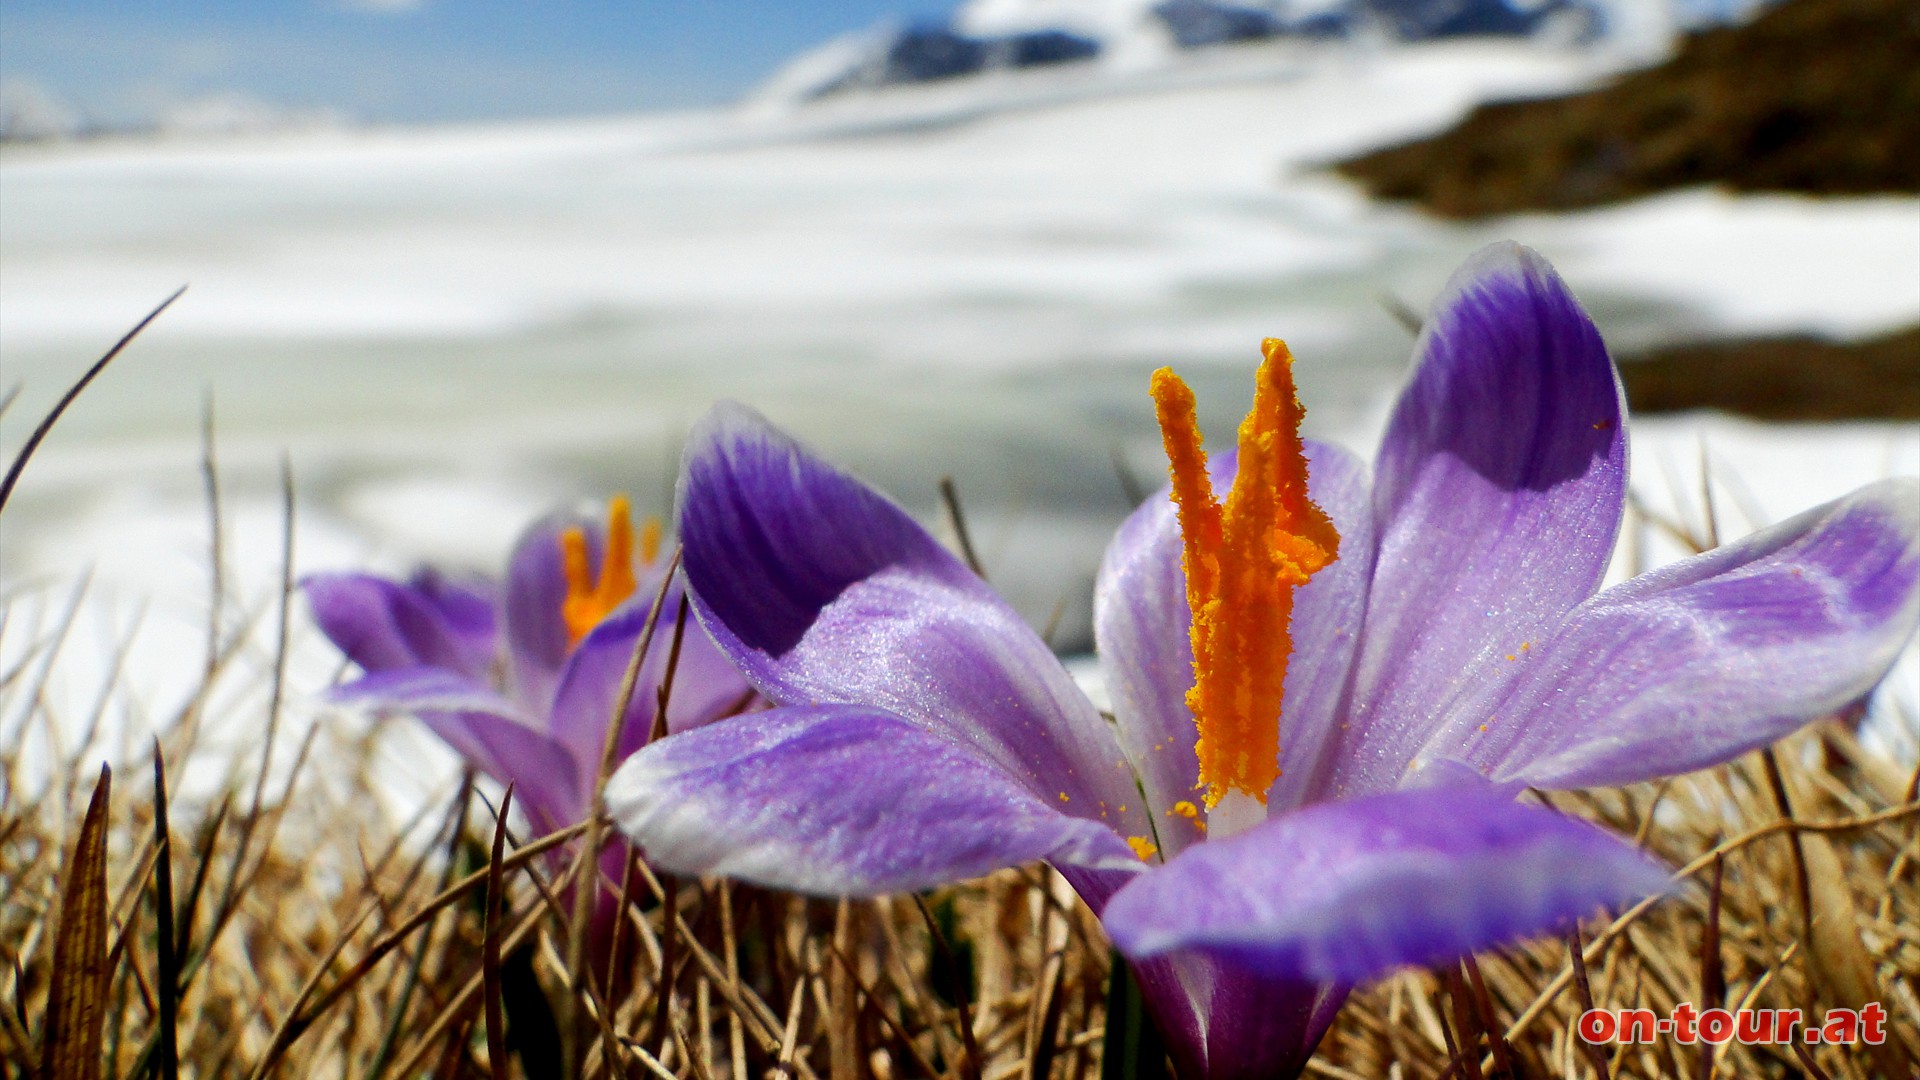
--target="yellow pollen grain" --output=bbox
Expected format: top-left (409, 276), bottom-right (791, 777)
top-left (1169, 800), bottom-right (1198, 819)
top-left (1127, 836), bottom-right (1159, 861)
top-left (1151, 339), bottom-right (1338, 809)
top-left (560, 495), bottom-right (640, 647)
top-left (1058, 792), bottom-right (1069, 803)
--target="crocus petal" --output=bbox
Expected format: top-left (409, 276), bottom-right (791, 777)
top-left (1094, 443), bottom-right (1376, 854)
top-left (331, 667), bottom-right (583, 828)
top-left (605, 704), bottom-right (1143, 895)
top-left (1102, 785), bottom-right (1668, 985)
top-left (678, 402), bottom-right (1151, 839)
top-left (407, 567), bottom-right (500, 678)
top-left (1425, 478), bottom-right (1920, 790)
top-left (1333, 242), bottom-right (1627, 798)
top-left (1200, 972), bottom-right (1346, 1080)
top-left (1269, 442), bottom-right (1377, 813)
top-left (1093, 462), bottom-right (1217, 851)
top-left (332, 665), bottom-right (528, 718)
top-left (304, 572), bottom-right (493, 678)
top-left (546, 574), bottom-right (756, 776)
top-left (503, 510), bottom-right (604, 712)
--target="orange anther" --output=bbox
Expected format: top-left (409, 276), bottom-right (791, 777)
top-left (560, 496), bottom-right (639, 646)
top-left (1150, 341), bottom-right (1338, 808)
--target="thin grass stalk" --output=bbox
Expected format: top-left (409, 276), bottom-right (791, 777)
top-left (483, 786), bottom-right (514, 1080)
top-left (562, 549), bottom-right (682, 1075)
top-left (1564, 930), bottom-right (1608, 1080)
top-left (939, 477), bottom-right (987, 579)
top-left (152, 747), bottom-right (180, 1080)
top-left (916, 894), bottom-right (983, 1080)
top-left (0, 287), bottom-right (185, 515)
top-left (199, 392), bottom-right (225, 689)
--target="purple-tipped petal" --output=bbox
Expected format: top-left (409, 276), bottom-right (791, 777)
top-left (678, 403), bottom-right (1151, 839)
top-left (1102, 786), bottom-right (1668, 985)
top-left (331, 667), bottom-right (583, 829)
top-left (1095, 443), bottom-right (1375, 856)
top-left (304, 572), bottom-right (493, 678)
top-left (605, 705), bottom-right (1143, 895)
top-left (1427, 478), bottom-right (1920, 789)
top-left (503, 510), bottom-right (600, 712)
top-left (1332, 243), bottom-right (1627, 798)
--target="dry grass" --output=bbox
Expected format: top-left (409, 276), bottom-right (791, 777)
top-left (1, 495), bottom-right (1915, 1080)
top-left (2, 624), bottom-right (1916, 1080)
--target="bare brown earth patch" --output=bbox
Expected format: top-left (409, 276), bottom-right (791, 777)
top-left (1333, 0), bottom-right (1920, 216)
top-left (1620, 323), bottom-right (1920, 419)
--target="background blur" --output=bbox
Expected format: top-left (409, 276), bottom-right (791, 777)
top-left (3, 0), bottom-right (1914, 770)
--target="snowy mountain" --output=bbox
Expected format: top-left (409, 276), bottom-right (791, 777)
top-left (758, 0), bottom-right (1612, 102)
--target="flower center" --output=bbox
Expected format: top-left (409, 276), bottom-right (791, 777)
top-left (559, 496), bottom-right (654, 646)
top-left (1150, 339), bottom-right (1339, 809)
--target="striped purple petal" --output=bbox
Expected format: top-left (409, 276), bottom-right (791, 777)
top-left (1327, 242), bottom-right (1627, 799)
top-left (1102, 785), bottom-right (1668, 985)
top-left (678, 402), bottom-right (1151, 840)
top-left (1425, 478), bottom-right (1920, 789)
top-left (304, 572), bottom-right (493, 679)
top-left (605, 704), bottom-right (1143, 895)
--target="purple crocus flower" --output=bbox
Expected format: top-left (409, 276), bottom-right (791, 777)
top-left (604, 244), bottom-right (1920, 1078)
top-left (305, 497), bottom-right (756, 842)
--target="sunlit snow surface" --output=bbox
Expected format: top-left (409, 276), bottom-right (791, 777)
top-left (3, 41), bottom-right (1915, 807)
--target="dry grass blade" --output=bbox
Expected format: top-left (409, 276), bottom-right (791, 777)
top-left (1565, 930), bottom-right (1608, 1080)
top-left (198, 391), bottom-right (226, 685)
top-left (483, 787), bottom-right (514, 1080)
top-left (38, 763), bottom-right (113, 1080)
top-left (0, 286), bottom-right (185, 515)
top-left (1444, 966), bottom-right (1486, 1080)
top-left (563, 548), bottom-right (682, 1076)
top-left (151, 747), bottom-right (180, 1080)
top-left (916, 895), bottom-right (982, 1080)
top-left (939, 476), bottom-right (988, 579)
top-left (1801, 831), bottom-right (1912, 1079)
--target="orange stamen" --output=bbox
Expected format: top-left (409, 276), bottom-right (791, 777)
top-left (639, 515), bottom-right (663, 565)
top-left (559, 495), bottom-right (640, 647)
top-left (1150, 340), bottom-right (1338, 808)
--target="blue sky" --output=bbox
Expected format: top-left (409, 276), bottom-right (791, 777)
top-left (2, 1), bottom-right (959, 127)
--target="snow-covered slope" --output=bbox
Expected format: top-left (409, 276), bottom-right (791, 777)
top-left (2, 40), bottom-right (1913, 771)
